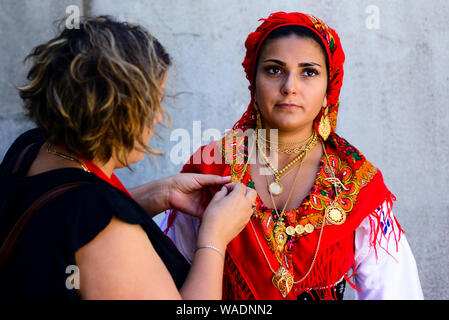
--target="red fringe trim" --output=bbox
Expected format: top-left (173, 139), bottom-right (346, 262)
top-left (223, 253), bottom-right (255, 300)
top-left (292, 238), bottom-right (357, 300)
top-left (368, 191), bottom-right (403, 261)
top-left (163, 209), bottom-right (176, 235)
top-left (222, 192), bottom-right (401, 300)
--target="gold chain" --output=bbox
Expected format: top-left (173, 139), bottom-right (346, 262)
top-left (256, 130), bottom-right (317, 180)
top-left (266, 150), bottom-right (307, 219)
top-left (230, 126), bottom-right (346, 296)
top-left (257, 131), bottom-right (315, 154)
top-left (249, 137), bottom-right (328, 288)
top-left (228, 128), bottom-right (340, 296)
top-left (262, 142), bottom-right (312, 155)
top-left (257, 130), bottom-right (313, 146)
top-left (249, 135), bottom-right (347, 292)
top-left (45, 143), bottom-right (90, 173)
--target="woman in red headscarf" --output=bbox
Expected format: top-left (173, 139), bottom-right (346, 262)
top-left (161, 12), bottom-right (423, 300)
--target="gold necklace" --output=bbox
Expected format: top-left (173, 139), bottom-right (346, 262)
top-left (319, 139), bottom-right (346, 225)
top-left (227, 128), bottom-right (346, 297)
top-left (262, 142), bottom-right (313, 155)
top-left (45, 143), bottom-right (90, 173)
top-left (249, 136), bottom-right (347, 298)
top-left (258, 131), bottom-right (315, 154)
top-left (252, 149), bottom-right (324, 298)
top-left (256, 130), bottom-right (317, 196)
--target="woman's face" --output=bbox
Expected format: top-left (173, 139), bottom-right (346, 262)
top-left (142, 72), bottom-right (167, 144)
top-left (255, 34), bottom-right (328, 133)
top-left (127, 73), bottom-right (167, 164)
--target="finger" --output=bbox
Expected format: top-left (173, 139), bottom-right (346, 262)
top-left (245, 187), bottom-right (257, 204)
top-left (223, 182), bottom-right (239, 192)
top-left (226, 182), bottom-right (247, 195)
top-left (194, 174), bottom-right (231, 186)
top-left (211, 185), bottom-right (228, 202)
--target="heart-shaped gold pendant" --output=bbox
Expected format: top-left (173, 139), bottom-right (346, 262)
top-left (272, 267), bottom-right (294, 298)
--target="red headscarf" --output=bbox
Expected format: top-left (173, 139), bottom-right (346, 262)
top-left (233, 11), bottom-right (345, 139)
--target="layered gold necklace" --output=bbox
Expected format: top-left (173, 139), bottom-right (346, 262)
top-left (229, 127), bottom-right (347, 298)
top-left (251, 137), bottom-right (346, 297)
top-left (257, 131), bottom-right (316, 154)
top-left (256, 129), bottom-right (318, 196)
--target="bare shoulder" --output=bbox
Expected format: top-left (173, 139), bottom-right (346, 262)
top-left (75, 215), bottom-right (181, 299)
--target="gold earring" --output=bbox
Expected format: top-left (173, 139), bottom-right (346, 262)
top-left (318, 106), bottom-right (331, 141)
top-left (254, 102), bottom-right (263, 129)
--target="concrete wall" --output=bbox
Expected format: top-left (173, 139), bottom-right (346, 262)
top-left (1, 0), bottom-right (447, 299)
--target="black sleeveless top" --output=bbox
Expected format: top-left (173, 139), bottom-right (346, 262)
top-left (0, 129), bottom-right (190, 299)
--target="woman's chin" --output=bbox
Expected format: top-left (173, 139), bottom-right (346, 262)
top-left (267, 119), bottom-right (310, 132)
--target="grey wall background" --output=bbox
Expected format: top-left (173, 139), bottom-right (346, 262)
top-left (1, 0), bottom-right (448, 300)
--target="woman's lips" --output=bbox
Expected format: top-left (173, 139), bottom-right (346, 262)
top-left (275, 103), bottom-right (300, 109)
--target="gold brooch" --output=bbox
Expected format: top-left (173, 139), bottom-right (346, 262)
top-left (324, 201), bottom-right (346, 225)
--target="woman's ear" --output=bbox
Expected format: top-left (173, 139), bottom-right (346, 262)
top-left (323, 95), bottom-right (328, 108)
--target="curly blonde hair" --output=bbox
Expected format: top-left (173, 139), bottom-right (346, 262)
top-left (16, 15), bottom-right (171, 167)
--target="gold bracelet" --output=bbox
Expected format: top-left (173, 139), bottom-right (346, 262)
top-left (195, 245), bottom-right (225, 258)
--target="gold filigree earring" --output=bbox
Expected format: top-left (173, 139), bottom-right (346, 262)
top-left (318, 106), bottom-right (331, 141)
top-left (253, 102), bottom-right (263, 129)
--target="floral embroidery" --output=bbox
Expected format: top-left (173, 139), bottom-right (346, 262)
top-left (221, 132), bottom-right (378, 269)
top-left (308, 15), bottom-right (336, 53)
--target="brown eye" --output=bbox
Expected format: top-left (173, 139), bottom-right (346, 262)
top-left (265, 65), bottom-right (282, 75)
top-left (302, 68), bottom-right (319, 77)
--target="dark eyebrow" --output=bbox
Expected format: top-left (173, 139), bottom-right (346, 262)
top-left (263, 59), bottom-right (285, 66)
top-left (263, 59), bottom-right (321, 68)
top-left (298, 62), bottom-right (322, 68)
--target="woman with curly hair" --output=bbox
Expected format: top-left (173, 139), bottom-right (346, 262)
top-left (0, 16), bottom-right (256, 299)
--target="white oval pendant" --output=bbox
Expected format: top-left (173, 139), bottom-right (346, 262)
top-left (268, 182), bottom-right (283, 196)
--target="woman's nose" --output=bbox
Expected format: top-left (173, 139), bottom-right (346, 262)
top-left (153, 109), bottom-right (163, 125)
top-left (281, 73), bottom-right (297, 96)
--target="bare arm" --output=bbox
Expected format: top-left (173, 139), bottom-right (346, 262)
top-left (128, 174), bottom-right (231, 218)
top-left (76, 217), bottom-right (228, 299)
top-left (75, 216), bottom-right (181, 299)
top-left (128, 179), bottom-right (170, 218)
top-left (75, 183), bottom-right (256, 300)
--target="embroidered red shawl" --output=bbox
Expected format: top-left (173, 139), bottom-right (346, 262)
top-left (166, 12), bottom-right (401, 300)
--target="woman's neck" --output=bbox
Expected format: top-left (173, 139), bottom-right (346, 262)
top-left (260, 122), bottom-right (314, 145)
top-left (92, 158), bottom-right (116, 179)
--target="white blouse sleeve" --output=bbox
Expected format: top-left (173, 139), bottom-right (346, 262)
top-left (159, 211), bottom-right (200, 264)
top-left (353, 201), bottom-right (424, 299)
